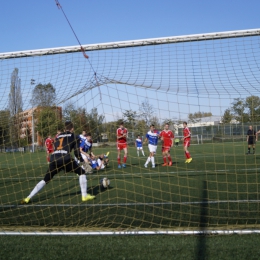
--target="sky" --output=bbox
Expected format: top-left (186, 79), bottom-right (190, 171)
top-left (1, 0), bottom-right (259, 52)
top-left (0, 0), bottom-right (260, 124)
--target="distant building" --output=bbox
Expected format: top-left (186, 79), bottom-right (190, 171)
top-left (19, 107), bottom-right (62, 146)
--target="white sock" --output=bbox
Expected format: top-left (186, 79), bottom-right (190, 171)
top-left (79, 174), bottom-right (87, 197)
top-left (151, 156), bottom-right (155, 166)
top-left (142, 151), bottom-right (145, 156)
top-left (145, 157), bottom-right (151, 165)
top-left (137, 151), bottom-right (139, 156)
top-left (28, 180), bottom-right (46, 199)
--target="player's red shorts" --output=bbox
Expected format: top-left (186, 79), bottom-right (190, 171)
top-left (183, 140), bottom-right (190, 147)
top-left (117, 143), bottom-right (127, 150)
top-left (47, 149), bottom-right (54, 154)
top-left (162, 146), bottom-right (171, 153)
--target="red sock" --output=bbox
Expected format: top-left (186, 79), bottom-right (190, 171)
top-left (186, 152), bottom-right (191, 159)
top-left (167, 155), bottom-right (172, 162)
top-left (185, 152), bottom-right (188, 159)
top-left (117, 157), bottom-right (121, 164)
top-left (163, 157), bottom-right (167, 163)
top-left (123, 156), bottom-right (127, 163)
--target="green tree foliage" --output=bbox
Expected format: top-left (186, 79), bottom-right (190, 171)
top-left (230, 96), bottom-right (260, 123)
top-left (188, 111), bottom-right (213, 123)
top-left (31, 83), bottom-right (56, 107)
top-left (36, 108), bottom-right (63, 139)
top-left (245, 96), bottom-right (260, 122)
top-left (123, 109), bottom-right (138, 129)
top-left (63, 103), bottom-right (104, 141)
top-left (221, 109), bottom-right (233, 124)
top-left (0, 110), bottom-right (10, 147)
top-left (231, 98), bottom-right (248, 123)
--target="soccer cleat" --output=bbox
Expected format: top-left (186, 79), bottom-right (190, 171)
top-left (118, 164), bottom-right (122, 169)
top-left (168, 161), bottom-right (172, 166)
top-left (122, 164), bottom-right (126, 168)
top-left (185, 159), bottom-right (189, 163)
top-left (187, 158), bottom-right (193, 163)
top-left (162, 163), bottom-right (168, 166)
top-left (104, 152), bottom-right (110, 158)
top-left (82, 194), bottom-right (95, 201)
top-left (21, 197), bottom-right (30, 204)
top-left (144, 164), bottom-right (148, 168)
top-left (152, 165), bottom-right (155, 168)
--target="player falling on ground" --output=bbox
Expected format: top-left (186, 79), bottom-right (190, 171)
top-left (182, 121), bottom-right (192, 163)
top-left (45, 135), bottom-right (54, 163)
top-left (160, 123), bottom-right (174, 166)
top-left (89, 153), bottom-right (109, 171)
top-left (144, 124), bottom-right (160, 168)
top-left (116, 122), bottom-right (128, 168)
top-left (135, 135), bottom-right (145, 157)
top-left (21, 121), bottom-right (95, 204)
top-left (247, 125), bottom-right (257, 154)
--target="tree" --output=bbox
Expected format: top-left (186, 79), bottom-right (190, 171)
top-left (123, 109), bottom-right (138, 129)
top-left (221, 109), bottom-right (233, 124)
top-left (0, 110), bottom-right (10, 148)
top-left (231, 98), bottom-right (249, 123)
top-left (8, 68), bottom-right (23, 146)
top-left (31, 83), bottom-right (56, 107)
top-left (36, 108), bottom-right (63, 140)
top-left (63, 103), bottom-right (105, 141)
top-left (139, 99), bottom-right (154, 127)
top-left (9, 68), bottom-right (23, 117)
top-left (85, 108), bottom-right (105, 142)
top-left (245, 96), bottom-right (260, 122)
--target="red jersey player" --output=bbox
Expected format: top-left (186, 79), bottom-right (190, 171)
top-left (160, 123), bottom-right (174, 166)
top-left (45, 135), bottom-right (54, 163)
top-left (182, 122), bottom-right (192, 163)
top-left (116, 122), bottom-right (128, 168)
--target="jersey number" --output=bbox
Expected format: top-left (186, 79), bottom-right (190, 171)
top-left (57, 138), bottom-right (64, 150)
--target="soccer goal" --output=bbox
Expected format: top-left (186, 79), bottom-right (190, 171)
top-left (1, 28), bottom-right (260, 235)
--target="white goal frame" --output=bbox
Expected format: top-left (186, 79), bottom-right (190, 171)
top-left (0, 28), bottom-right (259, 59)
top-left (1, 28), bottom-right (260, 236)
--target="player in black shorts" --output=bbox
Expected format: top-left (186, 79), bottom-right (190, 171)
top-left (246, 125), bottom-right (257, 154)
top-left (21, 121), bottom-right (95, 203)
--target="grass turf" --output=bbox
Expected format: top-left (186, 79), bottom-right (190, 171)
top-left (1, 234), bottom-right (260, 260)
top-left (1, 141), bottom-right (260, 229)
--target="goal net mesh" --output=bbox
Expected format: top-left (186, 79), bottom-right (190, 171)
top-left (0, 29), bottom-right (260, 231)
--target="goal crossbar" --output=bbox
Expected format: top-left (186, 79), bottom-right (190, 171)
top-left (0, 28), bottom-right (259, 59)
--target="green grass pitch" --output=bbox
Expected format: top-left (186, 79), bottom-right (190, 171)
top-left (1, 141), bottom-right (260, 229)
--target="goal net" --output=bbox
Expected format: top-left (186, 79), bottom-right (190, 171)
top-left (1, 28), bottom-right (260, 233)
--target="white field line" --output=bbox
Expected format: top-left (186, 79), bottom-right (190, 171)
top-left (1, 199), bottom-right (260, 208)
top-left (1, 230), bottom-right (260, 236)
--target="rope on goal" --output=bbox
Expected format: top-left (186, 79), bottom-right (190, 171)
top-left (54, 0), bottom-right (102, 100)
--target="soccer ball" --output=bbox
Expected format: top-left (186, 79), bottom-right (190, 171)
top-left (100, 177), bottom-right (110, 189)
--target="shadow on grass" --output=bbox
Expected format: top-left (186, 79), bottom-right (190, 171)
top-left (196, 180), bottom-right (208, 260)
